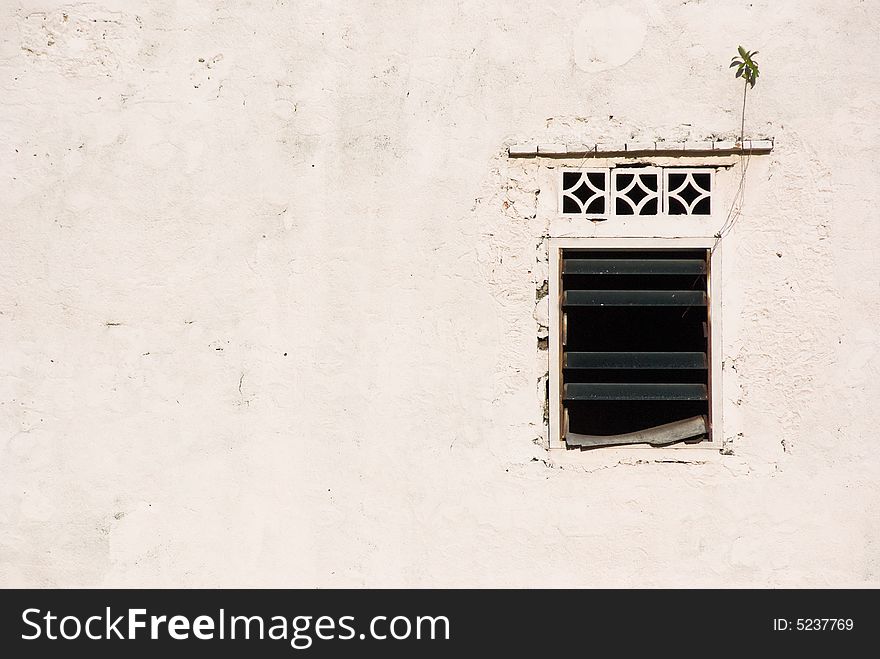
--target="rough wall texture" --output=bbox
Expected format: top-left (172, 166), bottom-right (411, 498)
top-left (1, 0), bottom-right (878, 587)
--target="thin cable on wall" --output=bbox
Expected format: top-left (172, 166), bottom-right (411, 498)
top-left (711, 149), bottom-right (752, 253)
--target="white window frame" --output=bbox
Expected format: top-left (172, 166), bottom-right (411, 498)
top-left (547, 236), bottom-right (722, 451)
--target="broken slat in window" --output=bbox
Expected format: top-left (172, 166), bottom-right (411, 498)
top-left (563, 258), bottom-right (706, 275)
top-left (565, 415), bottom-right (708, 448)
top-left (564, 383), bottom-right (708, 401)
top-left (564, 351), bottom-right (708, 369)
top-left (562, 290), bottom-right (707, 307)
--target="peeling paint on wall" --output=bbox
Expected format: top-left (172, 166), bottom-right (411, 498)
top-left (1, 0), bottom-right (879, 588)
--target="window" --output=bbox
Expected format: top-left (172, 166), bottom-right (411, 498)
top-left (560, 167), bottom-right (714, 218)
top-left (548, 240), bottom-right (720, 449)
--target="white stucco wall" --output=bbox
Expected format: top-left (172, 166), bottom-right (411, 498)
top-left (2, 0), bottom-right (878, 587)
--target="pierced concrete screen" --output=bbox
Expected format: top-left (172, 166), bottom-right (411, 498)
top-left (560, 167), bottom-right (713, 217)
top-left (612, 168), bottom-right (660, 215)
top-left (561, 249), bottom-right (710, 448)
top-left (665, 169), bottom-right (712, 215)
top-left (561, 169), bottom-right (609, 217)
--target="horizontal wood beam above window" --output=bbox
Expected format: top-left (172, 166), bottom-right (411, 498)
top-left (508, 140), bottom-right (774, 157)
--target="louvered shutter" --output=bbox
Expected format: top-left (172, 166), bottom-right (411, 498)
top-left (561, 249), bottom-right (710, 447)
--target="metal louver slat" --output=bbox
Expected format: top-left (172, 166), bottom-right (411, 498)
top-left (565, 415), bottom-right (708, 448)
top-left (563, 258), bottom-right (706, 275)
top-left (564, 383), bottom-right (708, 401)
top-left (562, 290), bottom-right (707, 306)
top-left (564, 351), bottom-right (708, 369)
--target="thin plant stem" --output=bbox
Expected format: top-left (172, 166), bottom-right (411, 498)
top-left (740, 80), bottom-right (747, 145)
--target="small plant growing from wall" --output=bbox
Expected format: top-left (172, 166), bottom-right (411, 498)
top-left (730, 46), bottom-right (760, 145)
top-left (715, 46), bottom-right (763, 245)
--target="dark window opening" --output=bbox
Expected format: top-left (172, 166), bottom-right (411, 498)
top-left (562, 195), bottom-right (581, 213)
top-left (676, 180), bottom-right (702, 205)
top-left (615, 197), bottom-right (634, 215)
top-left (562, 171), bottom-right (581, 189)
top-left (586, 195), bottom-right (605, 214)
top-left (570, 181), bottom-right (594, 205)
top-left (692, 172), bottom-right (711, 191)
top-left (560, 249), bottom-right (710, 448)
top-left (667, 172), bottom-right (687, 192)
top-left (587, 172), bottom-right (606, 189)
top-left (667, 197), bottom-right (687, 214)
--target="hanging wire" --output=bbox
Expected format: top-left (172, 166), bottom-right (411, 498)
top-left (711, 146), bottom-right (753, 253)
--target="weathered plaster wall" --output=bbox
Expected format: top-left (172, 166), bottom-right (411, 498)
top-left (1, 0), bottom-right (878, 586)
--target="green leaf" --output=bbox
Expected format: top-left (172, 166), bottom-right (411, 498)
top-left (731, 45), bottom-right (761, 87)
